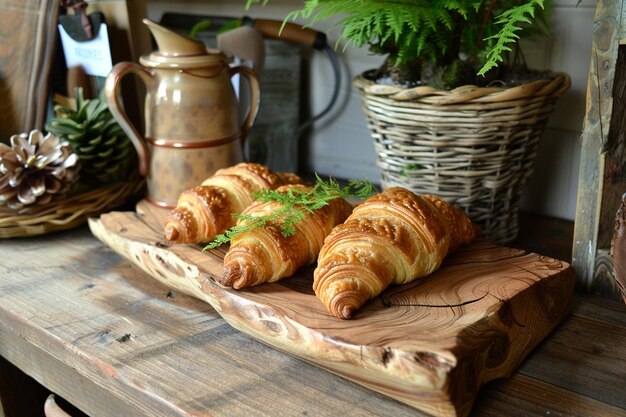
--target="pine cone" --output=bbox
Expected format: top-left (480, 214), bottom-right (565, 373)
top-left (0, 130), bottom-right (80, 209)
top-left (45, 87), bottom-right (136, 187)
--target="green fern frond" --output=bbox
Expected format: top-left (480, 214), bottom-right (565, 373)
top-left (247, 0), bottom-right (551, 82)
top-left (443, 0), bottom-right (470, 18)
top-left (478, 0), bottom-right (545, 75)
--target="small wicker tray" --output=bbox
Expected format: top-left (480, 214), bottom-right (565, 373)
top-left (0, 179), bottom-right (144, 238)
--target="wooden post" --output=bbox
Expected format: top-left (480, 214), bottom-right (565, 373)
top-left (573, 0), bottom-right (626, 299)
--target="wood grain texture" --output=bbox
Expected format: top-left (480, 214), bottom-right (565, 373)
top-left (475, 374), bottom-right (626, 417)
top-left (518, 311), bottom-right (626, 409)
top-left (592, 44), bottom-right (626, 299)
top-left (88, 200), bottom-right (576, 417)
top-left (573, 0), bottom-right (624, 296)
top-left (1, 226), bottom-right (624, 417)
top-left (0, 228), bottom-right (422, 417)
top-left (593, 248), bottom-right (622, 300)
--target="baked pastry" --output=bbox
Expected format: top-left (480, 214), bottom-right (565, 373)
top-left (313, 187), bottom-right (477, 319)
top-left (219, 184), bottom-right (353, 288)
top-left (163, 163), bottom-right (302, 243)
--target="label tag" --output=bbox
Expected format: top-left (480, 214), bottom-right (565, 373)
top-left (58, 23), bottom-right (113, 77)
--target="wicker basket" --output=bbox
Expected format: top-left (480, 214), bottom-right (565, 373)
top-left (0, 179), bottom-right (144, 238)
top-left (354, 72), bottom-right (571, 244)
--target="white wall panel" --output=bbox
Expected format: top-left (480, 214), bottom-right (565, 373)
top-left (518, 2), bottom-right (595, 219)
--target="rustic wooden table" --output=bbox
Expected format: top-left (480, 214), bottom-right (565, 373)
top-left (0, 224), bottom-right (625, 417)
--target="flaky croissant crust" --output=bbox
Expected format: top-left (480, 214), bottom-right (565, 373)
top-left (163, 185), bottom-right (234, 244)
top-left (314, 187), bottom-right (477, 319)
top-left (163, 163), bottom-right (302, 243)
top-left (220, 184), bottom-right (353, 289)
top-left (201, 163), bottom-right (292, 212)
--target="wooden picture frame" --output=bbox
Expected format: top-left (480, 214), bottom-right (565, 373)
top-left (0, 0), bottom-right (60, 141)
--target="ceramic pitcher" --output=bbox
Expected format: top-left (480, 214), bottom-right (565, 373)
top-left (105, 19), bottom-right (260, 208)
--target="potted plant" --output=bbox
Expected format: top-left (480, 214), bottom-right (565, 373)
top-left (246, 0), bottom-right (570, 244)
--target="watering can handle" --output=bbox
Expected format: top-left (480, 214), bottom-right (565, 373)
top-left (104, 62), bottom-right (154, 177)
top-left (230, 66), bottom-right (260, 144)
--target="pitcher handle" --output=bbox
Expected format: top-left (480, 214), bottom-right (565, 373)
top-left (230, 66), bottom-right (260, 143)
top-left (104, 62), bottom-right (154, 177)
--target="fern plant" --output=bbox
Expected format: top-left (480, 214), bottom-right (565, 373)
top-left (246, 0), bottom-right (550, 88)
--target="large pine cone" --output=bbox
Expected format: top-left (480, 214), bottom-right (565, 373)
top-left (0, 130), bottom-right (80, 209)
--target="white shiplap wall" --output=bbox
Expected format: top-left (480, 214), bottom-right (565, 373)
top-left (146, 0), bottom-right (597, 220)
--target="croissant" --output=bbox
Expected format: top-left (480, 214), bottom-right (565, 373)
top-left (220, 184), bottom-right (353, 289)
top-left (163, 163), bottom-right (302, 243)
top-left (313, 187), bottom-right (477, 319)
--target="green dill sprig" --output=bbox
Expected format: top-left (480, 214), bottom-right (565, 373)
top-left (203, 175), bottom-right (376, 250)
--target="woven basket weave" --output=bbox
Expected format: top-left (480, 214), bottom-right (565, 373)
top-left (354, 72), bottom-right (571, 244)
top-left (0, 179), bottom-right (144, 238)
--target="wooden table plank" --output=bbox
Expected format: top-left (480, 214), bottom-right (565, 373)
top-left (0, 228), bottom-right (420, 417)
top-left (474, 374), bottom-right (626, 417)
top-left (0, 323), bottom-right (148, 417)
top-left (0, 227), bottom-right (625, 417)
top-left (569, 292), bottom-right (626, 326)
top-left (518, 313), bottom-right (626, 409)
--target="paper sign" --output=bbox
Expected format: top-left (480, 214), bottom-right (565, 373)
top-left (58, 23), bottom-right (113, 77)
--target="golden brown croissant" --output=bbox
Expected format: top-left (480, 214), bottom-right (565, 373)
top-left (313, 187), bottom-right (477, 319)
top-left (163, 163), bottom-right (302, 243)
top-left (220, 184), bottom-right (353, 289)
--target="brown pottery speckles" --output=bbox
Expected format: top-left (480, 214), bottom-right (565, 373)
top-left (105, 19), bottom-right (260, 207)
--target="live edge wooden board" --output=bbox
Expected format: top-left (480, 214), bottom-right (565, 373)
top-left (89, 200), bottom-right (575, 417)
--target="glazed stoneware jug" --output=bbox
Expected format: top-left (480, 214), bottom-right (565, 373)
top-left (105, 19), bottom-right (260, 208)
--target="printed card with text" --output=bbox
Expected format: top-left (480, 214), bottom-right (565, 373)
top-left (58, 23), bottom-right (113, 77)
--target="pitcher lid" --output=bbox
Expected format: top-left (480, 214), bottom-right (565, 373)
top-left (140, 18), bottom-right (231, 68)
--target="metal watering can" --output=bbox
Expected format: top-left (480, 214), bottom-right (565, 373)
top-left (105, 19), bottom-right (259, 208)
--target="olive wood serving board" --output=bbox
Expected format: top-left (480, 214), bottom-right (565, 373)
top-left (89, 200), bottom-right (575, 417)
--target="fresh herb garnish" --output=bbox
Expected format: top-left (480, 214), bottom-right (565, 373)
top-left (203, 175), bottom-right (376, 250)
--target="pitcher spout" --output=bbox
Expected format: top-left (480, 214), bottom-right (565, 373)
top-left (142, 18), bottom-right (207, 57)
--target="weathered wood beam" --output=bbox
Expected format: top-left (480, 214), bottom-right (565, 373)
top-left (573, 0), bottom-right (625, 295)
